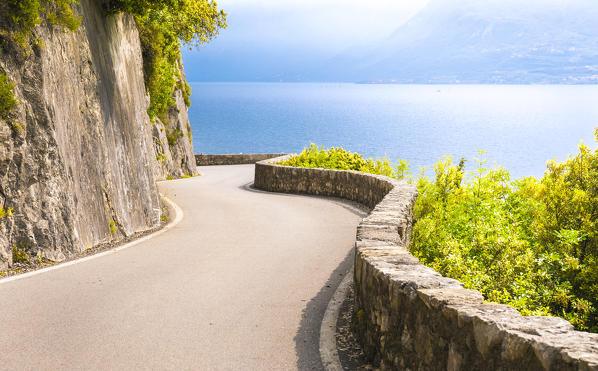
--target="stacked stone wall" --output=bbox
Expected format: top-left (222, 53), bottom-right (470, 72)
top-left (196, 153), bottom-right (286, 166)
top-left (254, 156), bottom-right (598, 370)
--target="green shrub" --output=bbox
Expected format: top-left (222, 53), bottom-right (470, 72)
top-left (109, 220), bottom-right (116, 235)
top-left (411, 142), bottom-right (598, 332)
top-left (285, 140), bottom-right (598, 332)
top-left (0, 73), bottom-right (17, 121)
top-left (279, 143), bottom-right (410, 180)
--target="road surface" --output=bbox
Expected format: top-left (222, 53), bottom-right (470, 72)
top-left (0, 165), bottom-right (364, 370)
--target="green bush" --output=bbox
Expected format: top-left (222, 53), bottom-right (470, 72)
top-left (283, 141), bottom-right (598, 332)
top-left (411, 141), bottom-right (598, 332)
top-left (0, 73), bottom-right (17, 121)
top-left (279, 143), bottom-right (410, 180)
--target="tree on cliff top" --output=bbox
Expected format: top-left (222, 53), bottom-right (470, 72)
top-left (104, 0), bottom-right (226, 46)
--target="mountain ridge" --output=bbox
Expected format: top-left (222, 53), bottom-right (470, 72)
top-left (184, 0), bottom-right (598, 83)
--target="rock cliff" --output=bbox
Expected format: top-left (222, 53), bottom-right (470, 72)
top-left (0, 0), bottom-right (196, 269)
top-left (152, 62), bottom-right (197, 179)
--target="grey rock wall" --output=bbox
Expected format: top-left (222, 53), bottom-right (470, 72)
top-left (254, 156), bottom-right (598, 370)
top-left (197, 153), bottom-right (286, 166)
top-left (0, 0), bottom-right (177, 268)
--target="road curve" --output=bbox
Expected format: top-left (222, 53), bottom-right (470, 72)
top-left (0, 165), bottom-right (364, 370)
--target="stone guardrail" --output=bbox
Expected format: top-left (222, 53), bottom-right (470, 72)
top-left (254, 155), bottom-right (598, 370)
top-left (195, 153), bottom-right (286, 166)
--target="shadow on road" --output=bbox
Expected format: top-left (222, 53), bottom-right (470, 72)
top-left (294, 249), bottom-right (354, 371)
top-left (241, 182), bottom-right (369, 218)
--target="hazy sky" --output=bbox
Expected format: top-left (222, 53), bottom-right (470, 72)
top-left (185, 0), bottom-right (429, 54)
top-left (182, 0), bottom-right (598, 82)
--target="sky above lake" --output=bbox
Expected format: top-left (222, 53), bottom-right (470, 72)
top-left (182, 0), bottom-right (598, 83)
top-left (201, 0), bottom-right (429, 52)
top-left (182, 0), bottom-right (430, 81)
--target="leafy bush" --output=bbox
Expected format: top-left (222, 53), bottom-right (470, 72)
top-left (411, 141), bottom-right (598, 332)
top-left (279, 143), bottom-right (410, 180)
top-left (284, 141), bottom-right (598, 332)
top-left (0, 73), bottom-right (17, 121)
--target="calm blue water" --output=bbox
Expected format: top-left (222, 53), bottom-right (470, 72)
top-left (188, 83), bottom-right (598, 178)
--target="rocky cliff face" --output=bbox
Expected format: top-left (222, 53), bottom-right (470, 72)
top-left (0, 0), bottom-right (196, 269)
top-left (152, 63), bottom-right (197, 179)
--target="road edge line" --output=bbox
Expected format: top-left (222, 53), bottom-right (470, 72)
top-left (320, 265), bottom-right (353, 371)
top-left (0, 195), bottom-right (184, 285)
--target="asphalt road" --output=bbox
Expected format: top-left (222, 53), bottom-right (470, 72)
top-left (0, 165), bottom-right (364, 370)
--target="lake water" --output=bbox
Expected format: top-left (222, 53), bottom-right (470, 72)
top-left (188, 83), bottom-right (598, 178)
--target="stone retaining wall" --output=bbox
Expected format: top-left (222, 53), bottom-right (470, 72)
top-left (254, 156), bottom-right (598, 370)
top-left (195, 153), bottom-right (286, 166)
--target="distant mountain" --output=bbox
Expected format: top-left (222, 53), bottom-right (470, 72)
top-left (184, 0), bottom-right (598, 83)
top-left (332, 0), bottom-right (598, 83)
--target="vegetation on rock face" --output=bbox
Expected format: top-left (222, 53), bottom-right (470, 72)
top-left (0, 73), bottom-right (18, 121)
top-left (1, 0), bottom-right (224, 128)
top-left (0, 207), bottom-right (14, 219)
top-left (283, 138), bottom-right (598, 333)
top-left (2, 0), bottom-right (80, 48)
top-left (104, 0), bottom-right (226, 120)
top-left (166, 128), bottom-right (182, 146)
top-left (12, 245), bottom-right (31, 265)
top-left (0, 0), bottom-right (79, 121)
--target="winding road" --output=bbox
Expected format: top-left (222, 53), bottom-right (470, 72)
top-left (0, 165), bottom-right (364, 370)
